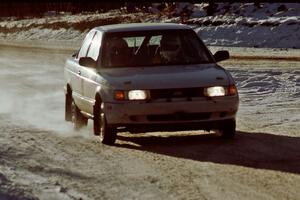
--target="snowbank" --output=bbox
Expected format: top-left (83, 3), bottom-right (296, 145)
top-left (160, 3), bottom-right (300, 48)
top-left (0, 3), bottom-right (299, 49)
top-left (189, 3), bottom-right (300, 48)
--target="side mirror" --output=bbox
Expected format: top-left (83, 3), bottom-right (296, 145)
top-left (214, 50), bottom-right (230, 62)
top-left (72, 52), bottom-right (78, 58)
top-left (79, 57), bottom-right (97, 68)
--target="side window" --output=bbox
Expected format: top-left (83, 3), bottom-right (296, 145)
top-left (86, 31), bottom-right (102, 61)
top-left (77, 31), bottom-right (96, 59)
top-left (124, 36), bottom-right (145, 48)
top-left (149, 35), bottom-right (162, 45)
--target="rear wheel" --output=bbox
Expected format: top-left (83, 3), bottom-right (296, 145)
top-left (219, 119), bottom-right (236, 139)
top-left (94, 101), bottom-right (117, 145)
top-left (65, 91), bottom-right (72, 121)
top-left (71, 99), bottom-right (88, 130)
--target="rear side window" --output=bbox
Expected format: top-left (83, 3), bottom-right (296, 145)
top-left (87, 31), bottom-right (102, 61)
top-left (77, 31), bottom-right (96, 59)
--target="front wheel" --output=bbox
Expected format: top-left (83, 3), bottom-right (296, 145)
top-left (71, 99), bottom-right (88, 130)
top-left (219, 119), bottom-right (236, 139)
top-left (94, 102), bottom-right (117, 145)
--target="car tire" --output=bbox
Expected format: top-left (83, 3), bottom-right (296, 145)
top-left (220, 119), bottom-right (236, 139)
top-left (65, 92), bottom-right (72, 121)
top-left (94, 101), bottom-right (117, 145)
top-left (71, 99), bottom-right (88, 130)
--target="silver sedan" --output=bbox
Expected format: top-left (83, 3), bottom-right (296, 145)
top-left (64, 23), bottom-right (239, 145)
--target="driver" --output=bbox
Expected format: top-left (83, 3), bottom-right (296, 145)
top-left (159, 34), bottom-right (184, 63)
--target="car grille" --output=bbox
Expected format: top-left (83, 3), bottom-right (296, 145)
top-left (147, 112), bottom-right (210, 121)
top-left (150, 87), bottom-right (204, 100)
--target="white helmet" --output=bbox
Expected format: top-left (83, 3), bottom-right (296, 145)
top-left (160, 34), bottom-right (182, 62)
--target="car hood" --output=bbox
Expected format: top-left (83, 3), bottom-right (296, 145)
top-left (99, 64), bottom-right (230, 90)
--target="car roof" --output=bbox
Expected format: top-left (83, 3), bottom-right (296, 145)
top-left (93, 23), bottom-right (192, 33)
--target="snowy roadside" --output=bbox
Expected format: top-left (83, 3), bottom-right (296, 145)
top-left (1, 39), bottom-right (299, 62)
top-left (0, 3), bottom-right (299, 49)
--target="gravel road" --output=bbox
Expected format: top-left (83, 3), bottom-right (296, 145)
top-left (0, 43), bottom-right (299, 200)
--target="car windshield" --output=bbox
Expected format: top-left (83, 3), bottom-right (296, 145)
top-left (101, 29), bottom-right (214, 68)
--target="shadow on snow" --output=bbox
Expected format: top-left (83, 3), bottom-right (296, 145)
top-left (116, 131), bottom-right (300, 175)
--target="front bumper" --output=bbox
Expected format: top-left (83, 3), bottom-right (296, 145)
top-left (104, 96), bottom-right (238, 131)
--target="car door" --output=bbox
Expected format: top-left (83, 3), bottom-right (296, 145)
top-left (80, 31), bottom-right (103, 114)
top-left (72, 30), bottom-right (96, 111)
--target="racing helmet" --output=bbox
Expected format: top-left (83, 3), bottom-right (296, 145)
top-left (160, 34), bottom-right (182, 62)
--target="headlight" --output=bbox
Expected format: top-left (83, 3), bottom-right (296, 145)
top-left (128, 90), bottom-right (149, 100)
top-left (204, 86), bottom-right (226, 97)
top-left (114, 90), bottom-right (150, 100)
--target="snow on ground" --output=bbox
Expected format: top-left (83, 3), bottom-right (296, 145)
top-left (168, 3), bottom-right (300, 48)
top-left (0, 3), bottom-right (299, 49)
top-left (221, 59), bottom-right (300, 136)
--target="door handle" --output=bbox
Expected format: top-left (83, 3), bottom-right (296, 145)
top-left (78, 70), bottom-right (81, 75)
